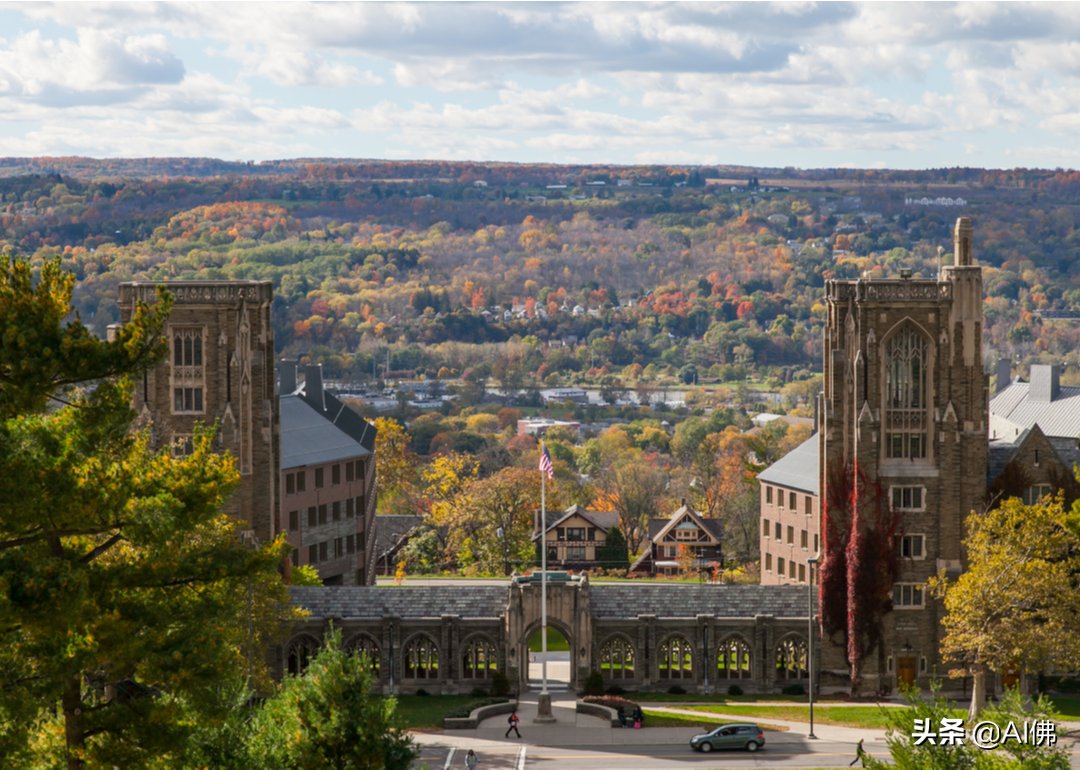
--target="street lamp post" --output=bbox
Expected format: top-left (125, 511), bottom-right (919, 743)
top-left (807, 555), bottom-right (819, 740)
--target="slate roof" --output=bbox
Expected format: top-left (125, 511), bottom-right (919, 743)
top-left (990, 381), bottom-right (1080, 439)
top-left (289, 583), bottom-right (812, 620)
top-left (375, 515), bottom-right (425, 559)
top-left (532, 505), bottom-right (620, 541)
top-left (645, 507), bottom-right (723, 541)
top-left (290, 586), bottom-right (507, 619)
top-left (281, 394), bottom-right (372, 469)
top-left (590, 583), bottom-right (812, 619)
top-left (757, 435), bottom-right (818, 496)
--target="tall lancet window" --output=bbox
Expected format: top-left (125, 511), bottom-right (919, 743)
top-left (885, 327), bottom-right (928, 459)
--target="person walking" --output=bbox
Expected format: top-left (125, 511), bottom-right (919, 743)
top-left (505, 709), bottom-right (521, 739)
top-left (464, 748), bottom-right (479, 768)
top-left (850, 738), bottom-right (866, 766)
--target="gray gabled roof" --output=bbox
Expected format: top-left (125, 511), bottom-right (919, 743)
top-left (290, 586), bottom-right (507, 619)
top-left (590, 583), bottom-right (811, 619)
top-left (990, 380), bottom-right (1080, 439)
top-left (757, 435), bottom-right (818, 496)
top-left (281, 394), bottom-right (371, 469)
top-left (532, 505), bottom-right (620, 541)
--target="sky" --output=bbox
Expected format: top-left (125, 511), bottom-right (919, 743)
top-left (1, 2), bottom-right (1080, 170)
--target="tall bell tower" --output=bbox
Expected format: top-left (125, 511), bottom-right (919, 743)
top-left (818, 217), bottom-right (987, 693)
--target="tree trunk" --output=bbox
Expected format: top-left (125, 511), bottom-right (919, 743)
top-left (969, 666), bottom-right (988, 721)
top-left (62, 674), bottom-right (85, 770)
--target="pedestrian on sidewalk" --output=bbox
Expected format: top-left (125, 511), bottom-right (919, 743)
top-left (617, 705), bottom-right (627, 728)
top-left (505, 709), bottom-right (521, 739)
top-left (464, 748), bottom-right (479, 768)
top-left (850, 738), bottom-right (866, 767)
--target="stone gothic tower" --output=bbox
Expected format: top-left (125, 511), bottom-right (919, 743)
top-left (117, 281), bottom-right (279, 544)
top-left (818, 217), bottom-right (987, 692)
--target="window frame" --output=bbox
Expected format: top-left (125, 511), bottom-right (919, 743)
top-left (893, 582), bottom-right (925, 609)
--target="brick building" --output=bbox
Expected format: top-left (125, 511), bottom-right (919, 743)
top-left (758, 436), bottom-right (818, 586)
top-left (279, 360), bottom-right (377, 586)
top-left (117, 281), bottom-right (279, 543)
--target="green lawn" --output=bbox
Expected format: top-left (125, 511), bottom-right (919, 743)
top-left (1048, 696), bottom-right (1080, 718)
top-left (642, 709), bottom-right (787, 731)
top-left (633, 692), bottom-right (812, 704)
top-left (684, 704), bottom-right (954, 731)
top-left (528, 627), bottom-right (569, 652)
top-left (392, 695), bottom-right (501, 730)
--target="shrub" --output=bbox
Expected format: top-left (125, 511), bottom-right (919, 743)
top-left (469, 687), bottom-right (489, 697)
top-left (584, 671), bottom-right (605, 696)
top-left (444, 697), bottom-right (510, 719)
top-left (781, 684), bottom-right (805, 696)
top-left (582, 695), bottom-right (640, 712)
top-left (727, 684), bottom-right (743, 696)
top-left (415, 688), bottom-right (430, 697)
top-left (491, 671), bottom-right (511, 697)
top-left (667, 685), bottom-right (686, 695)
top-left (605, 685), bottom-right (626, 696)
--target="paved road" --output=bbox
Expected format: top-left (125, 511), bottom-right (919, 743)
top-left (412, 741), bottom-right (886, 769)
top-left (414, 740), bottom-right (1080, 770)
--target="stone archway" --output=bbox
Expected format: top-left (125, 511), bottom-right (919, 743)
top-left (506, 572), bottom-right (593, 692)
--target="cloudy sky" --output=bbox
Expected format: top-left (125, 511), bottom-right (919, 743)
top-left (2, 2), bottom-right (1080, 169)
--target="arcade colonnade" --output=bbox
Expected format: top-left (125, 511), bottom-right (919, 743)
top-left (280, 574), bottom-right (815, 695)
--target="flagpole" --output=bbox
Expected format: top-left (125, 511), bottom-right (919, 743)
top-left (541, 439), bottom-right (548, 697)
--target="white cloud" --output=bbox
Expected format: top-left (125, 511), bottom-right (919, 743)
top-left (6, 2), bottom-right (1080, 165)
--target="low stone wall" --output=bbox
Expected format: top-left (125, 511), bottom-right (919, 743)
top-left (444, 700), bottom-right (517, 730)
top-left (576, 700), bottom-right (619, 727)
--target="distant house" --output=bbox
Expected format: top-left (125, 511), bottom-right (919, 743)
top-left (616, 179), bottom-right (631, 187)
top-left (473, 180), bottom-right (488, 187)
top-left (572, 304), bottom-right (585, 315)
top-left (532, 504), bottom-right (621, 569)
top-left (630, 503), bottom-right (723, 575)
top-left (517, 418), bottom-right (581, 437)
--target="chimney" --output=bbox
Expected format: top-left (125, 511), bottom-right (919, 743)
top-left (1029, 364), bottom-right (1060, 403)
top-left (280, 359), bottom-right (297, 395)
top-left (304, 363), bottom-right (325, 411)
top-left (995, 359), bottom-right (1012, 394)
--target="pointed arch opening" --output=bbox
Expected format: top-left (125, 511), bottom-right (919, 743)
top-left (885, 325), bottom-right (928, 460)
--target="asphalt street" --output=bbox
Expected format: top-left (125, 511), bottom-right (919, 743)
top-left (412, 740), bottom-right (888, 769)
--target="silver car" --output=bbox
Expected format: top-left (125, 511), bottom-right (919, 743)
top-left (689, 723), bottom-right (765, 753)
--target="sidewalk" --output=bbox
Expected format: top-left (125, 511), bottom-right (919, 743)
top-left (413, 689), bottom-right (887, 749)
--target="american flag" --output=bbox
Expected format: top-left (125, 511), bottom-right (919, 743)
top-left (539, 445), bottom-right (554, 480)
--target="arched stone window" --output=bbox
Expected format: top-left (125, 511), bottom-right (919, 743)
top-left (717, 636), bottom-right (752, 679)
top-left (286, 635), bottom-right (320, 676)
top-left (345, 634), bottom-right (380, 675)
top-left (885, 326), bottom-right (928, 459)
top-left (658, 635), bottom-right (693, 679)
top-left (600, 637), bottom-right (635, 679)
top-left (775, 636), bottom-right (808, 680)
top-left (461, 637), bottom-right (498, 679)
top-left (404, 635), bottom-right (440, 679)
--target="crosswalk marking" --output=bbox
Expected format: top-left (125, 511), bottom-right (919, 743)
top-left (515, 745), bottom-right (527, 770)
top-left (443, 747), bottom-right (456, 769)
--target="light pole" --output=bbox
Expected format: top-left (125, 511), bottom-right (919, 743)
top-left (807, 555), bottom-right (819, 739)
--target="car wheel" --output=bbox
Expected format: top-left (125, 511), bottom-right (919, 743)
top-left (700, 741), bottom-right (713, 753)
top-left (746, 741), bottom-right (759, 752)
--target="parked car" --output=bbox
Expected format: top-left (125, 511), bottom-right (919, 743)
top-left (689, 723), bottom-right (765, 753)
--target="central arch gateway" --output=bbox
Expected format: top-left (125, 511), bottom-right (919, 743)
top-left (282, 575), bottom-right (812, 695)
